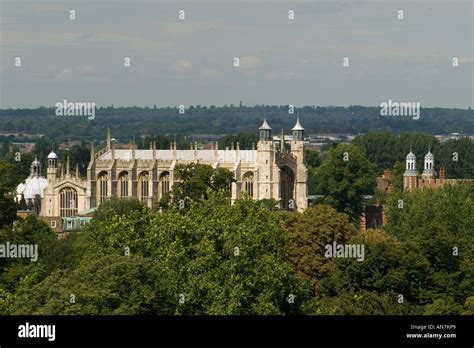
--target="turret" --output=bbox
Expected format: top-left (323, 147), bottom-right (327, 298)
top-left (291, 116), bottom-right (304, 141)
top-left (422, 148), bottom-right (434, 178)
top-left (290, 116), bottom-right (305, 164)
top-left (403, 148), bottom-right (418, 190)
top-left (47, 151), bottom-right (58, 186)
top-left (31, 157), bottom-right (41, 177)
top-left (258, 118), bottom-right (272, 142)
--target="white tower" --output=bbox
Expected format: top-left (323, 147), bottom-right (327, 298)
top-left (422, 148), bottom-right (434, 178)
top-left (403, 149), bottom-right (417, 190)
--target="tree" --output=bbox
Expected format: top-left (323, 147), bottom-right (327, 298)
top-left (314, 144), bottom-right (377, 223)
top-left (352, 132), bottom-right (400, 172)
top-left (86, 192), bottom-right (309, 314)
top-left (7, 255), bottom-right (177, 315)
top-left (284, 205), bottom-right (357, 293)
top-left (219, 133), bottom-right (258, 150)
top-left (159, 163), bottom-right (234, 209)
top-left (0, 161), bottom-right (20, 228)
top-left (383, 183), bottom-right (474, 312)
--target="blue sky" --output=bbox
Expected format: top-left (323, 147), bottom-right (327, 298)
top-left (0, 0), bottom-right (472, 108)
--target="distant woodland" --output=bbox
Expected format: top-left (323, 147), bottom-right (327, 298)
top-left (0, 105), bottom-right (472, 142)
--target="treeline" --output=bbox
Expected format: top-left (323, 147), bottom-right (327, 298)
top-left (0, 105), bottom-right (472, 142)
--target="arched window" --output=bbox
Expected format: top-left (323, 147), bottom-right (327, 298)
top-left (138, 172), bottom-right (149, 202)
top-left (118, 172), bottom-right (129, 197)
top-left (242, 172), bottom-right (254, 197)
top-left (280, 166), bottom-right (295, 210)
top-left (60, 187), bottom-right (78, 217)
top-left (159, 171), bottom-right (170, 197)
top-left (97, 172), bottom-right (108, 203)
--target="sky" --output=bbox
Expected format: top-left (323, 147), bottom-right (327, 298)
top-left (0, 0), bottom-right (472, 108)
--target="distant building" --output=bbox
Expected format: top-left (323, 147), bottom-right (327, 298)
top-left (15, 157), bottom-right (47, 214)
top-left (403, 148), bottom-right (473, 191)
top-left (17, 118), bottom-right (308, 233)
top-left (361, 148), bottom-right (474, 231)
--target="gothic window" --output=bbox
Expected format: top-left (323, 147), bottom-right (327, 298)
top-left (159, 171), bottom-right (170, 197)
top-left (60, 187), bottom-right (78, 217)
top-left (280, 166), bottom-right (295, 210)
top-left (138, 172), bottom-right (149, 202)
top-left (242, 172), bottom-right (254, 197)
top-left (118, 172), bottom-right (129, 197)
top-left (98, 172), bottom-right (108, 203)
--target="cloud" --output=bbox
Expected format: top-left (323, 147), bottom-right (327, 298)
top-left (240, 56), bottom-right (263, 69)
top-left (0, 31), bottom-right (84, 45)
top-left (0, 31), bottom-right (167, 50)
top-left (200, 68), bottom-right (219, 77)
top-left (54, 65), bottom-right (96, 80)
top-left (174, 59), bottom-right (193, 71)
top-left (160, 21), bottom-right (224, 38)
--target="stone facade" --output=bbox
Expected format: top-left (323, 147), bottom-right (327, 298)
top-left (36, 119), bottom-right (308, 231)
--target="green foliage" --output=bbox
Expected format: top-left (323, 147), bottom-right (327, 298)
top-left (219, 133), bottom-right (258, 150)
top-left (8, 255), bottom-right (177, 315)
top-left (382, 183), bottom-right (474, 311)
top-left (1, 105), bottom-right (472, 143)
top-left (0, 164), bottom-right (472, 315)
top-left (314, 144), bottom-right (377, 222)
top-left (4, 193), bottom-right (308, 315)
top-left (353, 132), bottom-right (474, 179)
top-left (159, 163), bottom-right (234, 209)
top-left (94, 197), bottom-right (147, 221)
top-left (304, 290), bottom-right (413, 315)
top-left (284, 205), bottom-right (357, 293)
top-left (0, 161), bottom-right (20, 228)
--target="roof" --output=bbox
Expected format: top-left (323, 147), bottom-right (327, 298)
top-left (77, 207), bottom-right (97, 217)
top-left (47, 151), bottom-right (58, 159)
top-left (98, 149), bottom-right (258, 163)
top-left (258, 118), bottom-right (272, 130)
top-left (291, 117), bottom-right (305, 131)
top-left (16, 176), bottom-right (47, 200)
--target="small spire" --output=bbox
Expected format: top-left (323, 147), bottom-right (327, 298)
top-left (106, 127), bottom-right (111, 149)
top-left (66, 157), bottom-right (70, 175)
top-left (280, 128), bottom-right (285, 151)
top-left (291, 114), bottom-right (304, 131)
top-left (259, 117), bottom-right (272, 130)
